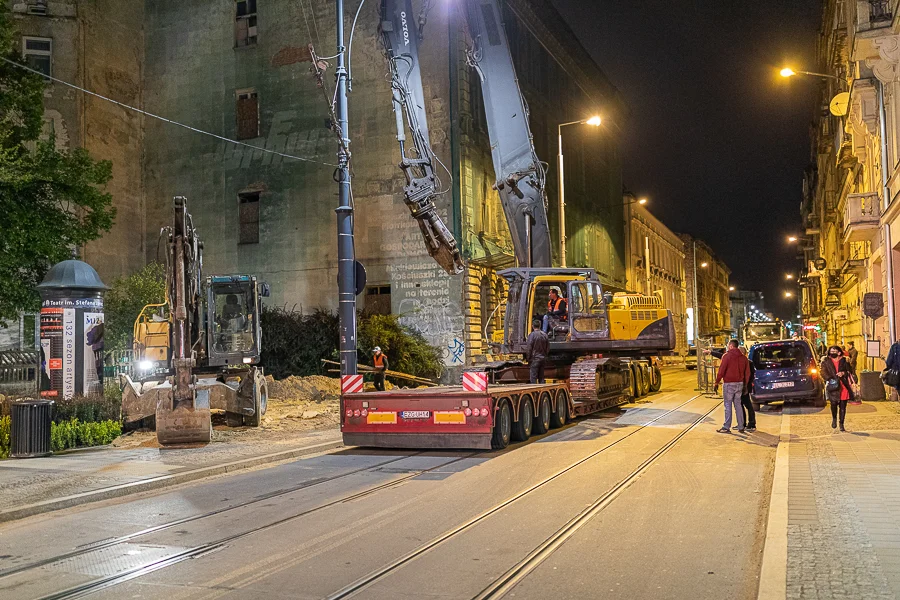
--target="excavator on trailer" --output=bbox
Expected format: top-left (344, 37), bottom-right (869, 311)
top-left (121, 196), bottom-right (270, 445)
top-left (379, 0), bottom-right (675, 401)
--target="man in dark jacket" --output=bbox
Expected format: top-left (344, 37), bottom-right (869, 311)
top-left (847, 341), bottom-right (859, 372)
top-left (714, 339), bottom-right (750, 433)
top-left (525, 320), bottom-right (550, 384)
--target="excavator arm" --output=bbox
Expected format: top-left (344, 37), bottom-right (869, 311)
top-left (380, 0), bottom-right (551, 270)
top-left (381, 0), bottom-right (464, 275)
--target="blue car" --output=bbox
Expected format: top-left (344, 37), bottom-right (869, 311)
top-left (748, 339), bottom-right (824, 409)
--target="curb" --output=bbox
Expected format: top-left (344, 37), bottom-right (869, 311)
top-left (757, 410), bottom-right (791, 600)
top-left (0, 438), bottom-right (344, 524)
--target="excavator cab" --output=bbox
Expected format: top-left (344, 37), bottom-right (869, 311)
top-left (206, 275), bottom-right (267, 367)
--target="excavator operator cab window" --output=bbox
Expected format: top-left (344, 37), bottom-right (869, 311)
top-left (531, 282), bottom-right (568, 336)
top-left (211, 284), bottom-right (256, 355)
top-left (568, 281), bottom-right (609, 338)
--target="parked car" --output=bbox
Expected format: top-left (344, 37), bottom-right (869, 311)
top-left (685, 347), bottom-right (697, 370)
top-left (749, 339), bottom-right (824, 409)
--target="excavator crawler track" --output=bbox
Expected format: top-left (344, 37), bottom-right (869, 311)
top-left (569, 357), bottom-right (631, 415)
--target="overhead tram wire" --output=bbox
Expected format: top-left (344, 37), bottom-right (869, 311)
top-left (0, 57), bottom-right (336, 168)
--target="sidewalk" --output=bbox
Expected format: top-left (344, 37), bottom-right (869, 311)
top-left (759, 399), bottom-right (900, 600)
top-left (0, 427), bottom-right (342, 523)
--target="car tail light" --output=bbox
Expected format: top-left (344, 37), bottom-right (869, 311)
top-left (810, 367), bottom-right (818, 376)
top-left (480, 407), bottom-right (489, 417)
top-left (464, 408), bottom-right (472, 417)
top-left (361, 408), bottom-right (368, 417)
top-left (353, 409), bottom-right (361, 417)
top-left (345, 408), bottom-right (353, 417)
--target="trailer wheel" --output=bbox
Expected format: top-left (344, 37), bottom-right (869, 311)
top-left (551, 389), bottom-right (568, 428)
top-left (491, 399), bottom-right (512, 449)
top-left (533, 392), bottom-right (552, 435)
top-left (511, 395), bottom-right (534, 442)
top-left (649, 364), bottom-right (662, 392)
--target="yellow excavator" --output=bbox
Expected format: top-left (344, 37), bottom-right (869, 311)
top-left (121, 196), bottom-right (270, 445)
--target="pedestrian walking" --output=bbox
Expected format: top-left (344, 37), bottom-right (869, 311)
top-left (525, 319), bottom-right (549, 384)
top-left (884, 340), bottom-right (900, 398)
top-left (820, 345), bottom-right (856, 432)
top-left (739, 346), bottom-right (756, 432)
top-left (714, 339), bottom-right (750, 434)
top-left (847, 341), bottom-right (859, 373)
top-left (372, 346), bottom-right (388, 392)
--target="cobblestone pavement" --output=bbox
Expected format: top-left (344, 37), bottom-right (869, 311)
top-left (785, 402), bottom-right (900, 599)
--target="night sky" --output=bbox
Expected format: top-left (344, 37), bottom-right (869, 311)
top-left (549, 0), bottom-right (822, 320)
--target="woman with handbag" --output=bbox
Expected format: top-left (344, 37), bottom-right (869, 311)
top-left (884, 341), bottom-right (900, 396)
top-left (820, 345), bottom-right (856, 432)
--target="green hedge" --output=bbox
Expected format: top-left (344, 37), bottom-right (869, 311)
top-left (50, 418), bottom-right (121, 452)
top-left (0, 416), bottom-right (9, 459)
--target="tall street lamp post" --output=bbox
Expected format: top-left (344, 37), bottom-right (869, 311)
top-left (557, 116), bottom-right (601, 267)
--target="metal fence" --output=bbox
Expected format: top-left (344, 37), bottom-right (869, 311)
top-left (695, 337), bottom-right (719, 394)
top-left (0, 350), bottom-right (39, 395)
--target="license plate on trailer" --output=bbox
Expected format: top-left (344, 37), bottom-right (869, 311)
top-left (434, 411), bottom-right (466, 424)
top-left (772, 381), bottom-right (794, 389)
top-left (400, 411), bottom-right (431, 419)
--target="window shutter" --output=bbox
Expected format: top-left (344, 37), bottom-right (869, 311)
top-left (236, 95), bottom-right (258, 140)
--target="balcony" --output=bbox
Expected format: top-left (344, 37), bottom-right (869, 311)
top-left (857, 0), bottom-right (894, 33)
top-left (843, 192), bottom-right (881, 243)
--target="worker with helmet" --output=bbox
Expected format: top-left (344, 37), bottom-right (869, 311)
top-left (542, 286), bottom-right (568, 334)
top-left (372, 346), bottom-right (389, 391)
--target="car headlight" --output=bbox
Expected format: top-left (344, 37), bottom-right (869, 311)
top-left (138, 360), bottom-right (155, 371)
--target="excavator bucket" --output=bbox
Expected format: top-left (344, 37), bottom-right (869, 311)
top-left (156, 388), bottom-right (212, 446)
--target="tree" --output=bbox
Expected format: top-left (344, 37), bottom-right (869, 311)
top-left (103, 263), bottom-right (166, 352)
top-left (0, 7), bottom-right (115, 322)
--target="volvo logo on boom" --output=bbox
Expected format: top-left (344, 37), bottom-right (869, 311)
top-left (400, 11), bottom-right (410, 46)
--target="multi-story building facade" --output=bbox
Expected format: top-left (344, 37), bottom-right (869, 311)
top-left (680, 234), bottom-right (732, 345)
top-left (625, 202), bottom-right (688, 353)
top-left (9, 0), bottom-right (627, 378)
top-left (797, 0), bottom-right (900, 365)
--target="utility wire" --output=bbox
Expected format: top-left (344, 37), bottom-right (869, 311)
top-left (0, 57), bottom-right (337, 167)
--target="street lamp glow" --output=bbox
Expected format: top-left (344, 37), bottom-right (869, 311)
top-left (787, 236), bottom-right (798, 243)
top-left (638, 197), bottom-right (648, 205)
top-left (780, 67), bottom-right (796, 78)
top-left (729, 286), bottom-right (735, 291)
top-left (700, 262), bottom-right (708, 268)
top-left (786, 274), bottom-right (794, 280)
top-left (585, 116), bottom-right (602, 126)
top-left (785, 291), bottom-right (793, 298)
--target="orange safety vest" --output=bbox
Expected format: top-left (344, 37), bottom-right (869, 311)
top-left (373, 354), bottom-right (384, 368)
top-left (548, 297), bottom-right (567, 320)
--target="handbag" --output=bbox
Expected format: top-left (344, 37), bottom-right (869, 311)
top-left (882, 368), bottom-right (900, 388)
top-left (826, 378), bottom-right (840, 392)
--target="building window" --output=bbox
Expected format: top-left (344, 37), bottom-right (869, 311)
top-left (22, 37), bottom-right (52, 77)
top-left (239, 191), bottom-right (260, 244)
top-left (235, 89), bottom-right (259, 140)
top-left (235, 0), bottom-right (258, 47)
top-left (365, 285), bottom-right (392, 315)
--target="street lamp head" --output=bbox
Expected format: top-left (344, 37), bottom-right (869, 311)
top-left (585, 116), bottom-right (602, 126)
top-left (729, 286), bottom-right (735, 291)
top-left (787, 236), bottom-right (798, 243)
top-left (785, 292), bottom-right (793, 298)
top-left (786, 274), bottom-right (794, 280)
top-left (700, 262), bottom-right (709, 268)
top-left (638, 197), bottom-right (648, 205)
top-left (780, 67), bottom-right (796, 78)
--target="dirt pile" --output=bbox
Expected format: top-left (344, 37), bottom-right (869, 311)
top-left (267, 375), bottom-right (342, 402)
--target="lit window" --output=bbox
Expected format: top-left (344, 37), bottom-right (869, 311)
top-left (22, 37), bottom-right (52, 78)
top-left (235, 0), bottom-right (258, 47)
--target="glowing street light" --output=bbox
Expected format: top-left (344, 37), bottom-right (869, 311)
top-left (779, 66), bottom-right (839, 81)
top-left (785, 291), bottom-right (794, 298)
top-left (700, 262), bottom-right (709, 268)
top-left (558, 115), bottom-right (603, 267)
top-left (787, 236), bottom-right (798, 243)
top-left (638, 197), bottom-right (648, 205)
top-left (729, 286), bottom-right (735, 291)
top-left (786, 274), bottom-right (794, 280)
top-left (780, 67), bottom-right (796, 77)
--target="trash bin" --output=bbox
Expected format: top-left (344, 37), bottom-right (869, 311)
top-left (10, 400), bottom-right (54, 458)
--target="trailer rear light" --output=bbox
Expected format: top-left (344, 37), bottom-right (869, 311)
top-left (353, 409), bottom-right (361, 417)
top-left (464, 408), bottom-right (472, 417)
top-left (480, 407), bottom-right (489, 417)
top-left (361, 408), bottom-right (368, 417)
top-left (345, 408), bottom-right (353, 417)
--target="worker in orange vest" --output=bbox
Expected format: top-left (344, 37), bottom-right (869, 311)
top-left (542, 286), bottom-right (568, 333)
top-left (372, 346), bottom-right (389, 391)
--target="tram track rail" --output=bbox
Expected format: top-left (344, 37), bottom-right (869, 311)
top-left (1, 451), bottom-right (442, 581)
top-left (325, 393), bottom-right (711, 600)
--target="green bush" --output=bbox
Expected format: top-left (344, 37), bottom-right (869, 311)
top-left (260, 306), bottom-right (443, 380)
top-left (0, 416), bottom-right (9, 459)
top-left (53, 394), bottom-right (121, 424)
top-left (50, 418), bottom-right (121, 452)
top-left (104, 262), bottom-right (166, 352)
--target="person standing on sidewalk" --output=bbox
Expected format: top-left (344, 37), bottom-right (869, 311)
top-left (847, 341), bottom-right (859, 373)
top-left (739, 346), bottom-right (756, 432)
top-left (714, 339), bottom-right (750, 434)
top-left (820, 345), bottom-right (855, 432)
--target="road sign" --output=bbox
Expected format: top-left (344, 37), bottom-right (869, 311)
top-left (868, 339), bottom-right (881, 357)
top-left (864, 292), bottom-right (884, 319)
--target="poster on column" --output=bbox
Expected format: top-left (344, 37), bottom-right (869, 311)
top-left (83, 312), bottom-right (104, 395)
top-left (63, 308), bottom-right (76, 399)
top-left (39, 308), bottom-right (63, 398)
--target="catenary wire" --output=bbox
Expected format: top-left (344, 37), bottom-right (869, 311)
top-left (0, 57), bottom-right (337, 168)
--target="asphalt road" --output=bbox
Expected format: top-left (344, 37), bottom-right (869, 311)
top-left (0, 368), bottom-right (778, 600)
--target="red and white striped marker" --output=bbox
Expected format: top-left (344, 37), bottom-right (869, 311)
top-left (341, 374), bottom-right (364, 394)
top-left (462, 371), bottom-right (488, 392)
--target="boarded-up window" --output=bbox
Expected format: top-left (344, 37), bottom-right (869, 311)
top-left (235, 0), bottom-right (258, 47)
top-left (365, 286), bottom-right (392, 316)
top-left (239, 192), bottom-right (260, 244)
top-left (236, 90), bottom-right (258, 140)
top-left (22, 37), bottom-right (52, 77)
